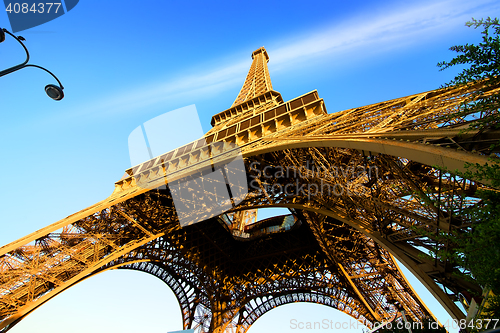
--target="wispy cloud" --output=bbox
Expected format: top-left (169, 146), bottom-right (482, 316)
top-left (67, 0), bottom-right (500, 119)
top-left (270, 0), bottom-right (499, 69)
top-left (63, 61), bottom-right (248, 120)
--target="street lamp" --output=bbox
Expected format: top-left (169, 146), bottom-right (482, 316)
top-left (0, 28), bottom-right (65, 100)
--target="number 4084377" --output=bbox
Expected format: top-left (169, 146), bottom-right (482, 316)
top-left (443, 319), bottom-right (499, 330)
top-left (5, 3), bottom-right (62, 14)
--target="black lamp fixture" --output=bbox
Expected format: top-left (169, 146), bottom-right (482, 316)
top-left (0, 28), bottom-right (64, 101)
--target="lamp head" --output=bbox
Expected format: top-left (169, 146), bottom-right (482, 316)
top-left (45, 84), bottom-right (64, 101)
top-left (0, 28), bottom-right (5, 43)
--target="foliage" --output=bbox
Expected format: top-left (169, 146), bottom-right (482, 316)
top-left (437, 17), bottom-right (500, 132)
top-left (450, 164), bottom-right (500, 295)
top-left (436, 17), bottom-right (500, 323)
top-left (478, 292), bottom-right (500, 320)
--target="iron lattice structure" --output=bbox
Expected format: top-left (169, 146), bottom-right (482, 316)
top-left (1, 47), bottom-right (499, 332)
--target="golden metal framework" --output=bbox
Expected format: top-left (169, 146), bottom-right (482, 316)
top-left (1, 47), bottom-right (499, 333)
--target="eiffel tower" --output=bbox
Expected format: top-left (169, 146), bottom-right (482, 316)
top-left (1, 47), bottom-right (499, 333)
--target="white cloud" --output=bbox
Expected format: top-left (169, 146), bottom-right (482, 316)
top-left (269, 0), bottom-right (500, 69)
top-left (68, 0), bottom-right (500, 118)
top-left (67, 61), bottom-right (248, 118)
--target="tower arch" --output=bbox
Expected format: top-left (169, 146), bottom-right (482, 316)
top-left (1, 47), bottom-right (498, 333)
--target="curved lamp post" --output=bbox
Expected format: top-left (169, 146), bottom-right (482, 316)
top-left (0, 28), bottom-right (64, 100)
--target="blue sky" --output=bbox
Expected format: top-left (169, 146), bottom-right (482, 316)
top-left (1, 0), bottom-right (499, 332)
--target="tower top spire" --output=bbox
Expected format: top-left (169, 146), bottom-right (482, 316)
top-left (209, 47), bottom-right (283, 128)
top-left (252, 47), bottom-right (269, 61)
top-left (232, 46), bottom-right (273, 107)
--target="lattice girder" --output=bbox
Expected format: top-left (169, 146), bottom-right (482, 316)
top-left (235, 147), bottom-right (485, 317)
top-left (1, 47), bottom-right (500, 332)
top-left (85, 215), bottom-right (396, 332)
